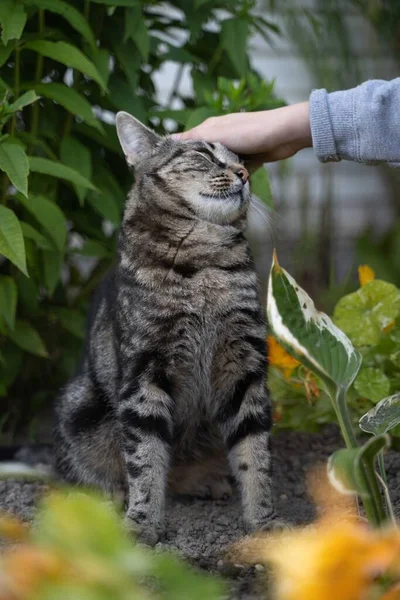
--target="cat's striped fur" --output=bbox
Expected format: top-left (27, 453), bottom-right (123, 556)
top-left (53, 113), bottom-right (281, 545)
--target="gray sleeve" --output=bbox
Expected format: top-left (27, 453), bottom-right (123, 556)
top-left (309, 78), bottom-right (400, 167)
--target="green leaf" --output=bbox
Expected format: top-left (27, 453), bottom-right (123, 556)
top-left (328, 434), bottom-right (390, 497)
top-left (250, 166), bottom-right (273, 208)
top-left (17, 193), bottom-right (67, 252)
top-left (23, 0), bottom-right (96, 49)
top-left (221, 18), bottom-right (248, 75)
top-left (354, 367), bottom-right (390, 403)
top-left (29, 156), bottom-right (97, 193)
top-left (0, 42), bottom-right (13, 67)
top-left (124, 6), bottom-right (149, 61)
top-left (333, 280), bottom-right (400, 346)
top-left (52, 308), bottom-right (85, 339)
top-left (8, 319), bottom-right (48, 357)
top-left (33, 83), bottom-right (104, 133)
top-left (42, 249), bottom-right (62, 296)
top-left (24, 41), bottom-right (107, 91)
top-left (60, 136), bottom-right (92, 205)
top-left (8, 90), bottom-right (38, 112)
top-left (359, 393), bottom-right (400, 435)
top-left (0, 141), bottom-right (29, 197)
top-left (0, 0), bottom-right (27, 44)
top-left (0, 275), bottom-right (17, 329)
top-left (185, 107), bottom-right (218, 130)
top-left (267, 251), bottom-right (362, 391)
top-left (0, 205), bottom-right (27, 275)
top-left (20, 220), bottom-right (52, 250)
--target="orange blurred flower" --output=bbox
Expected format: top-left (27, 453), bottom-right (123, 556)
top-left (268, 336), bottom-right (300, 379)
top-left (0, 514), bottom-right (28, 541)
top-left (358, 265), bottom-right (375, 287)
top-left (260, 521), bottom-right (400, 600)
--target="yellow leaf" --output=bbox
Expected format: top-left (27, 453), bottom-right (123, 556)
top-left (358, 265), bottom-right (375, 287)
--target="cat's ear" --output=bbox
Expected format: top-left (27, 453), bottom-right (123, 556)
top-left (116, 112), bottom-right (160, 167)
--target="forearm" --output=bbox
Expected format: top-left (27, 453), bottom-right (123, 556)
top-left (310, 78), bottom-right (400, 166)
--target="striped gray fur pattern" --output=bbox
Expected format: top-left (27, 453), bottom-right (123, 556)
top-left (53, 112), bottom-right (283, 545)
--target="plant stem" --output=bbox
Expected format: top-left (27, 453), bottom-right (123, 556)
top-left (29, 9), bottom-right (45, 153)
top-left (335, 386), bottom-right (384, 526)
top-left (10, 43), bottom-right (21, 136)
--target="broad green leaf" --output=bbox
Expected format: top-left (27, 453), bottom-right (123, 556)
top-left (221, 18), bottom-right (248, 75)
top-left (8, 319), bottom-right (48, 357)
top-left (20, 221), bottom-right (52, 250)
top-left (17, 193), bottom-right (67, 252)
top-left (0, 275), bottom-right (17, 329)
top-left (29, 157), bottom-right (97, 193)
top-left (185, 107), bottom-right (218, 130)
top-left (52, 308), bottom-right (85, 339)
top-left (0, 205), bottom-right (27, 275)
top-left (124, 6), bottom-right (149, 61)
top-left (267, 251), bottom-right (362, 390)
top-left (88, 164), bottom-right (123, 226)
top-left (359, 393), bottom-right (400, 435)
top-left (23, 0), bottom-right (96, 49)
top-left (60, 136), bottom-right (92, 205)
top-left (73, 121), bottom-right (121, 154)
top-left (0, 342), bottom-right (22, 388)
top-left (250, 166), bottom-right (273, 208)
top-left (24, 41), bottom-right (107, 91)
top-left (328, 434), bottom-right (390, 497)
top-left (354, 367), bottom-right (390, 403)
top-left (0, 141), bottom-right (29, 197)
top-left (42, 249), bottom-right (62, 295)
top-left (8, 90), bottom-right (38, 112)
top-left (0, 42), bottom-right (13, 67)
top-left (0, 1), bottom-right (27, 44)
top-left (333, 280), bottom-right (400, 346)
top-left (33, 83), bottom-right (104, 133)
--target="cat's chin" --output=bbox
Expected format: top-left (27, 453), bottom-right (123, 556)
top-left (187, 191), bottom-right (248, 224)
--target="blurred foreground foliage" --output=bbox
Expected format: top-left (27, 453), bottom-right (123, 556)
top-left (270, 266), bottom-right (400, 437)
top-left (0, 0), bottom-right (283, 437)
top-left (0, 491), bottom-right (224, 600)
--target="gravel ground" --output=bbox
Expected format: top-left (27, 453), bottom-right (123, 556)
top-left (1, 426), bottom-right (400, 599)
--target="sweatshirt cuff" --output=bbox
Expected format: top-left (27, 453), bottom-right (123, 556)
top-left (310, 87), bottom-right (358, 163)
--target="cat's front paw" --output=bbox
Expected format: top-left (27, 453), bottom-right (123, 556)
top-left (124, 514), bottom-right (161, 547)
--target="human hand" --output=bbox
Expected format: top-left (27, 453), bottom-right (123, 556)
top-left (172, 102), bottom-right (312, 163)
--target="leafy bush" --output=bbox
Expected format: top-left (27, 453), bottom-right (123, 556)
top-left (270, 266), bottom-right (400, 437)
top-left (0, 491), bottom-right (224, 599)
top-left (0, 0), bottom-right (282, 437)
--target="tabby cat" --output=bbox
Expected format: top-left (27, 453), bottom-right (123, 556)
top-left (53, 112), bottom-right (282, 545)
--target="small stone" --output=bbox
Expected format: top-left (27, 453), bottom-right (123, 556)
top-left (217, 559), bottom-right (224, 568)
top-left (280, 493), bottom-right (288, 501)
top-left (233, 564), bottom-right (244, 570)
top-left (255, 563), bottom-right (265, 572)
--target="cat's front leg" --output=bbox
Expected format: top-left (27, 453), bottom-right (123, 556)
top-left (217, 368), bottom-right (283, 533)
top-left (118, 375), bottom-right (173, 546)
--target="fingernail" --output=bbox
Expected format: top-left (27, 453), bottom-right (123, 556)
top-left (171, 133), bottom-right (181, 140)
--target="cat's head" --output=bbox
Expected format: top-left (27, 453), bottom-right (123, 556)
top-left (116, 111), bottom-right (250, 225)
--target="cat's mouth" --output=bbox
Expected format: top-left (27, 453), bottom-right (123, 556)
top-left (199, 187), bottom-right (246, 201)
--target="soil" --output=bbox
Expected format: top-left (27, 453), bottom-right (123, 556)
top-left (1, 426), bottom-right (400, 599)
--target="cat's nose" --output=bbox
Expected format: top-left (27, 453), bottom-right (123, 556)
top-left (234, 165), bottom-right (249, 184)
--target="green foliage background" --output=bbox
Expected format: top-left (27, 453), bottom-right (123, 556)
top-left (0, 0), bottom-right (282, 437)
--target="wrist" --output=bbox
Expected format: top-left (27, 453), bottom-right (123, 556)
top-left (285, 101), bottom-right (312, 151)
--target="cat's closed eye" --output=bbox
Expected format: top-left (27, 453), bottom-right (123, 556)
top-left (195, 149), bottom-right (226, 168)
